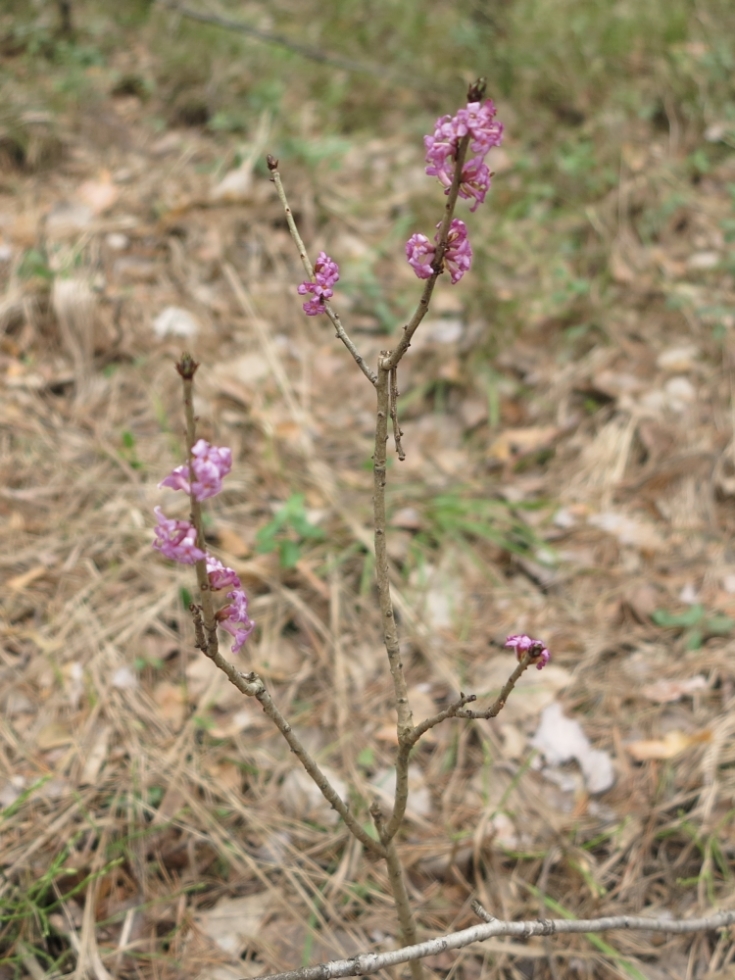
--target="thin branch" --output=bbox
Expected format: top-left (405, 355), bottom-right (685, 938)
top-left (197, 639), bottom-right (385, 858)
top-left (56, 0), bottom-right (73, 35)
top-left (408, 693), bottom-right (477, 747)
top-left (457, 651), bottom-right (536, 719)
top-left (251, 909), bottom-right (735, 980)
top-left (174, 356), bottom-right (383, 858)
top-left (267, 158), bottom-right (377, 386)
top-left (155, 0), bottom-right (422, 86)
top-left (384, 133), bottom-right (471, 372)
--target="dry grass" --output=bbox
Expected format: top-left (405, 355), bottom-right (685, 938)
top-left (1, 3), bottom-right (735, 979)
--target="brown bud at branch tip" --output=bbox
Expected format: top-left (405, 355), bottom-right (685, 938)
top-left (176, 352), bottom-right (199, 379)
top-left (467, 77), bottom-right (487, 102)
top-left (266, 154), bottom-right (279, 171)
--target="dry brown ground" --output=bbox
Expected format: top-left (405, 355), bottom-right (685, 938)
top-left (1, 54), bottom-right (735, 980)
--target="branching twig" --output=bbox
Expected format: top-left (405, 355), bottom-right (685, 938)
top-left (267, 157), bottom-right (377, 386)
top-left (457, 651), bottom-right (536, 719)
top-left (251, 909), bottom-right (735, 980)
top-left (407, 693), bottom-right (477, 748)
top-left (381, 693), bottom-right (476, 843)
top-left (198, 636), bottom-right (385, 858)
top-left (174, 356), bottom-right (384, 859)
top-left (163, 76), bottom-right (735, 980)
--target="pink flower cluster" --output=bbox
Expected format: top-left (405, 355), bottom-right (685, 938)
top-left (297, 251), bottom-right (340, 316)
top-left (505, 634), bottom-right (551, 671)
top-left (152, 508), bottom-right (206, 564)
top-left (405, 219), bottom-right (472, 285)
top-left (153, 441), bottom-right (254, 653)
top-left (424, 98), bottom-right (503, 212)
top-left (406, 97), bottom-right (502, 285)
top-left (159, 439), bottom-right (232, 500)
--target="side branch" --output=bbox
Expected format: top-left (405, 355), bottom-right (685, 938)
top-left (457, 652), bottom-right (535, 719)
top-left (408, 693), bottom-right (477, 746)
top-left (252, 909), bottom-right (735, 980)
top-left (198, 640), bottom-right (385, 858)
top-left (267, 160), bottom-right (377, 386)
top-left (381, 693), bottom-right (476, 843)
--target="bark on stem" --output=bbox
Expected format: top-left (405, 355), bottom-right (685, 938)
top-left (371, 805), bottom-right (424, 980)
top-left (385, 837), bottom-right (423, 980)
top-left (373, 359), bottom-right (413, 739)
top-left (250, 908), bottom-right (735, 980)
top-left (372, 361), bottom-right (422, 978)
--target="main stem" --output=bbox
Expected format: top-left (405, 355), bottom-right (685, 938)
top-left (385, 839), bottom-right (423, 980)
top-left (373, 360), bottom-right (423, 979)
top-left (373, 358), bottom-right (413, 738)
top-left (371, 804), bottom-right (423, 980)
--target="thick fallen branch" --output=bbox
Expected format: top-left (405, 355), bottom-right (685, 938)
top-left (252, 909), bottom-right (735, 980)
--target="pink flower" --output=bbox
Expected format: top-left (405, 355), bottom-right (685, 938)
top-left (159, 440), bottom-right (232, 501)
top-left (427, 154), bottom-right (492, 211)
top-left (206, 555), bottom-right (241, 591)
top-left (455, 157), bottom-right (491, 212)
top-left (405, 219), bottom-right (472, 285)
top-left (405, 233), bottom-right (435, 279)
top-left (456, 100), bottom-right (503, 156)
top-left (442, 219), bottom-right (472, 283)
top-left (505, 634), bottom-right (551, 671)
top-left (154, 438), bottom-right (253, 652)
top-left (424, 148), bottom-right (454, 190)
top-left (297, 251), bottom-right (340, 316)
top-left (158, 463), bottom-right (189, 494)
top-left (217, 588), bottom-right (255, 653)
top-left (424, 124), bottom-right (458, 180)
top-left (191, 461), bottom-right (222, 500)
top-left (192, 439), bottom-right (232, 475)
top-left (425, 99), bottom-right (503, 165)
top-left (152, 507), bottom-right (206, 564)
top-left (423, 99), bottom-right (502, 211)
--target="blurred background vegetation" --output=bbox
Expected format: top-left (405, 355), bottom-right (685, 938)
top-left (3, 0), bottom-right (734, 336)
